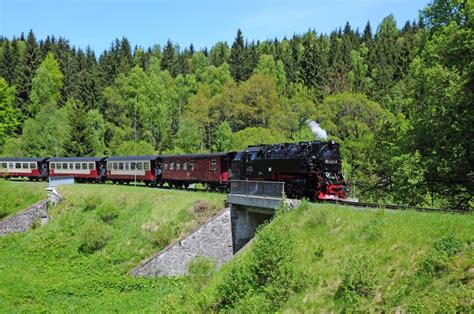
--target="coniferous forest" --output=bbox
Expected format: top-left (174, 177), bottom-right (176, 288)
top-left (0, 0), bottom-right (472, 209)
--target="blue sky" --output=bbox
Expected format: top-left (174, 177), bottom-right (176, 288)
top-left (1, 0), bottom-right (429, 53)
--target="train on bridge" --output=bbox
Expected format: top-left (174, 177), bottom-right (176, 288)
top-left (0, 140), bottom-right (349, 201)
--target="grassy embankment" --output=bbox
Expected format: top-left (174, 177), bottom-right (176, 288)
top-left (0, 183), bottom-right (225, 311)
top-left (0, 182), bottom-right (472, 312)
top-left (0, 179), bottom-right (48, 219)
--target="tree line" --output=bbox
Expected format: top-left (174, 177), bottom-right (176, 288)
top-left (0, 0), bottom-right (472, 209)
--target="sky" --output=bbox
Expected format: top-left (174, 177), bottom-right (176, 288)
top-left (1, 0), bottom-right (430, 54)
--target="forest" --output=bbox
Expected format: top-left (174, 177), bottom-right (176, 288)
top-left (0, 0), bottom-right (472, 209)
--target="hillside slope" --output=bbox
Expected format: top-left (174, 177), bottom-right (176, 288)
top-left (0, 184), bottom-right (225, 311)
top-left (164, 202), bottom-right (474, 312)
top-left (0, 180), bottom-right (48, 219)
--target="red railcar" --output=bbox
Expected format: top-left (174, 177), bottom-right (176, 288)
top-left (161, 152), bottom-right (235, 189)
top-left (105, 155), bottom-right (160, 185)
top-left (49, 157), bottom-right (107, 182)
top-left (0, 157), bottom-right (49, 180)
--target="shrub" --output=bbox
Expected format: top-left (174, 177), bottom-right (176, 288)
top-left (81, 195), bottom-right (102, 212)
top-left (78, 220), bottom-right (112, 254)
top-left (433, 235), bottom-right (463, 257)
top-left (360, 210), bottom-right (385, 241)
top-left (152, 223), bottom-right (176, 248)
top-left (187, 256), bottom-right (216, 292)
top-left (96, 203), bottom-right (119, 224)
top-left (420, 250), bottom-right (449, 276)
top-left (336, 256), bottom-right (377, 303)
top-left (215, 221), bottom-right (304, 310)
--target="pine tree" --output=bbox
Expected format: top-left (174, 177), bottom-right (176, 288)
top-left (161, 39), bottom-right (176, 73)
top-left (229, 29), bottom-right (245, 82)
top-left (15, 30), bottom-right (40, 117)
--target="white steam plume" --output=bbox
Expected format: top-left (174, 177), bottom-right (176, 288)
top-left (307, 120), bottom-right (328, 140)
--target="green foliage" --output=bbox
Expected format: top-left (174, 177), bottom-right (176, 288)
top-left (28, 52), bottom-right (63, 117)
top-left (174, 116), bottom-right (203, 153)
top-left (0, 78), bottom-right (17, 145)
top-left (211, 121), bottom-right (232, 152)
top-left (419, 235), bottom-right (464, 277)
top-left (187, 256), bottom-right (215, 292)
top-left (336, 256), bottom-right (377, 303)
top-left (113, 140), bottom-right (155, 156)
top-left (232, 127), bottom-right (285, 151)
top-left (77, 219), bottom-right (112, 254)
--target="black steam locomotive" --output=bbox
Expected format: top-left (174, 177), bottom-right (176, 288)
top-left (232, 141), bottom-right (349, 200)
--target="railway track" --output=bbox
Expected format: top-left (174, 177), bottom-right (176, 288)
top-left (322, 199), bottom-right (469, 214)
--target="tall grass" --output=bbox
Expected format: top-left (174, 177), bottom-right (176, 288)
top-left (0, 179), bottom-right (47, 219)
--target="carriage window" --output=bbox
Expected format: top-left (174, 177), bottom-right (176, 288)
top-left (82, 163), bottom-right (87, 170)
top-left (57, 163), bottom-right (61, 169)
top-left (164, 162), bottom-right (168, 170)
top-left (89, 163), bottom-right (94, 170)
top-left (30, 163), bottom-right (36, 169)
top-left (183, 162), bottom-right (187, 171)
top-left (113, 163), bottom-right (117, 170)
top-left (234, 152), bottom-right (242, 161)
top-left (125, 162), bottom-right (129, 170)
top-left (176, 162), bottom-right (181, 171)
top-left (63, 163), bottom-right (68, 169)
top-left (137, 162), bottom-right (142, 170)
top-left (75, 163), bottom-right (80, 170)
top-left (70, 163), bottom-right (74, 170)
top-left (119, 163), bottom-right (124, 170)
top-left (107, 163), bottom-right (111, 170)
top-left (51, 163), bottom-right (56, 169)
top-left (190, 161), bottom-right (195, 171)
top-left (15, 163), bottom-right (21, 169)
top-left (170, 162), bottom-right (174, 170)
top-left (9, 163), bottom-right (13, 169)
top-left (1, 162), bottom-right (7, 168)
top-left (211, 159), bottom-right (217, 171)
top-left (23, 163), bottom-right (29, 169)
top-left (144, 162), bottom-right (149, 170)
top-left (131, 162), bottom-right (136, 170)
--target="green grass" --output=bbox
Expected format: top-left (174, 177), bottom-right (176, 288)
top-left (164, 202), bottom-right (474, 312)
top-left (1, 182), bottom-right (472, 312)
top-left (0, 179), bottom-right (48, 219)
top-left (0, 183), bottom-right (225, 312)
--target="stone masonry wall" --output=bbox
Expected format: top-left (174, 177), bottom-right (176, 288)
top-left (132, 209), bottom-right (233, 277)
top-left (0, 200), bottom-right (49, 236)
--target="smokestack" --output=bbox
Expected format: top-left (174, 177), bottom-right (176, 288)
top-left (307, 120), bottom-right (328, 140)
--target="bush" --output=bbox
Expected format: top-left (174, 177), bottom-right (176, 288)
top-left (152, 223), bottom-right (176, 248)
top-left (187, 256), bottom-right (216, 292)
top-left (78, 220), bottom-right (112, 254)
top-left (215, 220), bottom-right (304, 310)
top-left (360, 210), bottom-right (385, 241)
top-left (96, 203), bottom-right (119, 224)
top-left (336, 256), bottom-right (377, 303)
top-left (81, 195), bottom-right (102, 212)
top-left (420, 250), bottom-right (449, 276)
top-left (433, 235), bottom-right (463, 257)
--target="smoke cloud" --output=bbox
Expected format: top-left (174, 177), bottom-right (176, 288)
top-left (307, 120), bottom-right (328, 140)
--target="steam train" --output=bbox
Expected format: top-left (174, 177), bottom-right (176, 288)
top-left (0, 140), bottom-right (349, 200)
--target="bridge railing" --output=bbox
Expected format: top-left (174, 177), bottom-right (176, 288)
top-left (49, 176), bottom-right (75, 187)
top-left (230, 180), bottom-right (284, 198)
